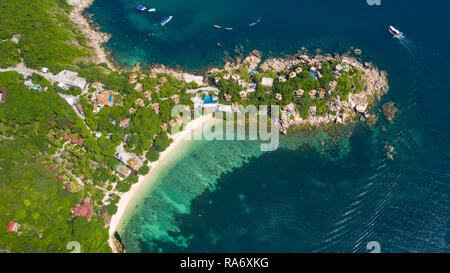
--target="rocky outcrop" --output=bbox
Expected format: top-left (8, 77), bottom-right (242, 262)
top-left (242, 50), bottom-right (262, 70)
top-left (382, 102), bottom-right (399, 123)
top-left (66, 0), bottom-right (117, 70)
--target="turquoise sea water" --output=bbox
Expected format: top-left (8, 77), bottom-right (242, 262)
top-left (89, 0), bottom-right (450, 252)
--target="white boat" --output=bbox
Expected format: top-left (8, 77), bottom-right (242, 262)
top-left (214, 25), bottom-right (222, 29)
top-left (225, 27), bottom-right (233, 31)
top-left (389, 26), bottom-right (404, 38)
top-left (148, 8), bottom-right (156, 13)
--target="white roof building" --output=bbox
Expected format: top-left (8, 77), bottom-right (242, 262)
top-left (55, 70), bottom-right (87, 90)
top-left (261, 77), bottom-right (274, 88)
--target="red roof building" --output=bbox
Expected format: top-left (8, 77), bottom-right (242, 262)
top-left (0, 89), bottom-right (7, 102)
top-left (6, 221), bottom-right (19, 233)
top-left (71, 136), bottom-right (77, 144)
top-left (65, 183), bottom-right (72, 192)
top-left (72, 203), bottom-right (93, 221)
top-left (63, 133), bottom-right (69, 141)
top-left (76, 104), bottom-right (84, 116)
top-left (57, 175), bottom-right (64, 181)
top-left (77, 138), bottom-right (84, 146)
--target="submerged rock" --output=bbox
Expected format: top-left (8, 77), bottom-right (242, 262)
top-left (366, 114), bottom-right (379, 128)
top-left (382, 102), bottom-right (399, 123)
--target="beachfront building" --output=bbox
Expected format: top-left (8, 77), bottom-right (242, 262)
top-left (289, 72), bottom-right (297, 78)
top-left (114, 143), bottom-right (144, 171)
top-left (278, 76), bottom-right (287, 83)
top-left (55, 70), bottom-right (86, 90)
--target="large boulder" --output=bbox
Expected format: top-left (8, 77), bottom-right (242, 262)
top-left (382, 102), bottom-right (398, 123)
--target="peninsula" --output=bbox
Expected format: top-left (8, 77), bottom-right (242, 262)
top-left (0, 0), bottom-right (388, 253)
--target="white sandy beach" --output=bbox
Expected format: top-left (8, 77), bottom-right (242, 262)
top-left (108, 114), bottom-right (214, 252)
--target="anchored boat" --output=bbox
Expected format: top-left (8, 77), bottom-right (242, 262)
top-left (214, 25), bottom-right (222, 29)
top-left (161, 16), bottom-right (173, 26)
top-left (389, 26), bottom-right (404, 38)
top-left (148, 8), bottom-right (156, 13)
top-left (137, 5), bottom-right (146, 11)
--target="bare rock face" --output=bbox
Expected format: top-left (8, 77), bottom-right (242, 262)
top-left (382, 102), bottom-right (399, 123)
top-left (242, 50), bottom-right (261, 70)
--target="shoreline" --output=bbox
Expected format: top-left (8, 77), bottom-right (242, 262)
top-left (108, 114), bottom-right (215, 252)
top-left (66, 0), bottom-right (118, 71)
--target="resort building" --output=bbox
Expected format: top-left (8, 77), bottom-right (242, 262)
top-left (114, 143), bottom-right (143, 170)
top-left (55, 70), bottom-right (86, 90)
top-left (135, 98), bottom-right (145, 107)
top-left (289, 72), bottom-right (297, 78)
top-left (115, 162), bottom-right (131, 177)
top-left (309, 89), bottom-right (317, 99)
top-left (91, 82), bottom-right (103, 91)
top-left (295, 67), bottom-right (303, 74)
top-left (318, 88), bottom-right (326, 99)
top-left (72, 202), bottom-right (93, 221)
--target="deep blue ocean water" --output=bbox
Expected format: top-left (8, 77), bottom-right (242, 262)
top-left (88, 0), bottom-right (450, 252)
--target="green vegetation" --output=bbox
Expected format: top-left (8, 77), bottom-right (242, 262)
top-left (0, 41), bottom-right (21, 68)
top-left (0, 72), bottom-right (110, 252)
top-left (0, 0), bottom-right (90, 72)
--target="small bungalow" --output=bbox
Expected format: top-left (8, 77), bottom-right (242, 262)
top-left (318, 88), bottom-right (326, 99)
top-left (160, 76), bottom-right (168, 84)
top-left (171, 94), bottom-right (180, 104)
top-left (168, 119), bottom-right (176, 127)
top-left (295, 67), bottom-right (303, 74)
top-left (289, 72), bottom-right (297, 78)
top-left (128, 78), bottom-right (137, 85)
top-left (149, 72), bottom-right (158, 79)
top-left (214, 77), bottom-right (221, 84)
top-left (6, 221), bottom-right (20, 233)
top-left (139, 73), bottom-right (147, 80)
top-left (77, 138), bottom-right (84, 146)
top-left (120, 118), bottom-right (131, 128)
top-left (232, 74), bottom-right (240, 82)
top-left (91, 82), bottom-right (103, 91)
top-left (240, 92), bottom-right (247, 100)
top-left (71, 136), bottom-right (77, 144)
top-left (63, 133), bottom-right (69, 141)
top-left (309, 89), bottom-right (317, 99)
top-left (278, 76), bottom-right (286, 83)
top-left (144, 90), bottom-right (152, 100)
top-left (135, 83), bottom-right (143, 93)
top-left (224, 93), bottom-right (232, 102)
top-left (152, 103), bottom-right (160, 114)
top-left (161, 122), bottom-right (168, 131)
top-left (329, 80), bottom-right (338, 90)
top-left (275, 93), bottom-right (282, 102)
top-left (223, 74), bottom-right (231, 80)
top-left (57, 175), bottom-right (65, 181)
top-left (129, 107), bottom-right (137, 115)
top-left (295, 89), bottom-right (305, 98)
top-left (129, 73), bottom-right (138, 80)
top-left (135, 98), bottom-right (145, 107)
